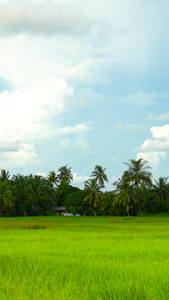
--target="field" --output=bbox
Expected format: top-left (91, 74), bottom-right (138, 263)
top-left (0, 216), bottom-right (169, 300)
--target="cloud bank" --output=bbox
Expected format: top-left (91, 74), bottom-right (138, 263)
top-left (137, 124), bottom-right (169, 166)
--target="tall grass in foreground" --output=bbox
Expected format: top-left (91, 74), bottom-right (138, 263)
top-left (0, 216), bottom-right (169, 299)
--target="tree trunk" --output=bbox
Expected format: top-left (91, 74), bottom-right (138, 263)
top-left (136, 185), bottom-right (142, 216)
top-left (93, 209), bottom-right (97, 216)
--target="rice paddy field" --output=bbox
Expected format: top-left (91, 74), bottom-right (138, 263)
top-left (0, 216), bottom-right (169, 300)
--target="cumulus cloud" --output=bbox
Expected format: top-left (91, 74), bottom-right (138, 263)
top-left (55, 123), bottom-right (91, 135)
top-left (72, 173), bottom-right (89, 185)
top-left (151, 125), bottom-right (169, 140)
top-left (1, 144), bottom-right (39, 168)
top-left (136, 124), bottom-right (169, 166)
top-left (35, 172), bottom-right (47, 178)
top-left (0, 1), bottom-right (92, 36)
top-left (0, 0), bottom-right (168, 176)
top-left (137, 152), bottom-right (166, 166)
top-left (0, 86), bottom-right (91, 166)
top-left (0, 85), bottom-right (69, 138)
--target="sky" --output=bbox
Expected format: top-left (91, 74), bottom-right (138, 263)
top-left (0, 0), bottom-right (169, 190)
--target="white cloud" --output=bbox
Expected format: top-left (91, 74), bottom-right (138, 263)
top-left (60, 135), bottom-right (94, 156)
top-left (137, 152), bottom-right (166, 166)
top-left (0, 1), bottom-right (92, 36)
top-left (35, 172), bottom-right (47, 178)
top-left (67, 57), bottom-right (111, 85)
top-left (151, 125), bottom-right (169, 140)
top-left (0, 0), bottom-right (168, 177)
top-left (69, 98), bottom-right (87, 108)
top-left (0, 86), bottom-right (69, 138)
top-left (1, 144), bottom-right (38, 168)
top-left (136, 124), bottom-right (169, 167)
top-left (115, 122), bottom-right (147, 131)
top-left (138, 138), bottom-right (169, 152)
top-left (115, 92), bottom-right (164, 105)
top-left (147, 112), bottom-right (169, 121)
top-left (0, 87), bottom-right (90, 166)
top-left (55, 123), bottom-right (92, 135)
top-left (72, 173), bottom-right (89, 185)
top-left (111, 176), bottom-right (118, 184)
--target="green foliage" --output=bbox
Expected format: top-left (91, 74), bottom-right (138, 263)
top-left (0, 181), bottom-right (16, 216)
top-left (46, 171), bottom-right (58, 188)
top-left (152, 177), bottom-right (169, 203)
top-left (57, 165), bottom-right (73, 185)
top-left (91, 165), bottom-right (108, 188)
top-left (113, 175), bottom-right (137, 216)
top-left (84, 179), bottom-right (104, 215)
top-left (0, 158), bottom-right (168, 217)
top-left (124, 158), bottom-right (152, 216)
top-left (65, 190), bottom-right (93, 216)
top-left (99, 191), bottom-right (115, 215)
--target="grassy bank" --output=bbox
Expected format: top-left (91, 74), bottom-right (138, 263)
top-left (0, 216), bottom-right (169, 299)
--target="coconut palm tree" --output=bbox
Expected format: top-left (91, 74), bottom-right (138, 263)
top-left (153, 177), bottom-right (169, 202)
top-left (57, 165), bottom-right (73, 185)
top-left (12, 174), bottom-right (28, 216)
top-left (99, 191), bottom-right (115, 214)
top-left (84, 178), bottom-right (103, 215)
top-left (47, 171), bottom-right (58, 188)
top-left (113, 175), bottom-right (136, 216)
top-left (25, 175), bottom-right (46, 215)
top-left (124, 158), bottom-right (152, 216)
top-left (0, 181), bottom-right (16, 216)
top-left (0, 169), bottom-right (10, 182)
top-left (91, 165), bottom-right (108, 188)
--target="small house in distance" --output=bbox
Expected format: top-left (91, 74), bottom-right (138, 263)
top-left (53, 206), bottom-right (68, 216)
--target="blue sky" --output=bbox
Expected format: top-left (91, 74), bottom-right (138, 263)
top-left (0, 0), bottom-right (169, 190)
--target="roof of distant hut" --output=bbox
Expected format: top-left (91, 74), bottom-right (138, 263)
top-left (52, 206), bottom-right (66, 211)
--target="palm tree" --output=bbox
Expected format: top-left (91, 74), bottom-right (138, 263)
top-left (84, 179), bottom-right (103, 215)
top-left (153, 177), bottom-right (169, 202)
top-left (99, 191), bottom-right (115, 214)
top-left (25, 175), bottom-right (46, 215)
top-left (38, 184), bottom-right (57, 214)
top-left (56, 165), bottom-right (73, 205)
top-left (0, 181), bottom-right (16, 216)
top-left (113, 175), bottom-right (136, 216)
top-left (91, 165), bottom-right (108, 188)
top-left (0, 169), bottom-right (10, 182)
top-left (124, 158), bottom-right (152, 216)
top-left (47, 171), bottom-right (58, 188)
top-left (57, 165), bottom-right (73, 185)
top-left (12, 174), bottom-right (28, 216)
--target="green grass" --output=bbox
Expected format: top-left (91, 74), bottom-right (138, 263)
top-left (0, 216), bottom-right (169, 299)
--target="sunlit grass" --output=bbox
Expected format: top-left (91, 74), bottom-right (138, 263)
top-left (0, 216), bottom-right (169, 299)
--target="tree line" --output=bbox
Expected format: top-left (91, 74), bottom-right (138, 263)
top-left (0, 159), bottom-right (169, 217)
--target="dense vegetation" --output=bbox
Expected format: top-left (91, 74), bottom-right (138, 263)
top-left (1, 216), bottom-right (169, 299)
top-left (0, 158), bottom-right (169, 217)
